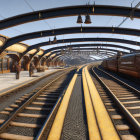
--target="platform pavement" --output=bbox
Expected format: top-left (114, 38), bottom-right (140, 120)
top-left (0, 68), bottom-right (58, 94)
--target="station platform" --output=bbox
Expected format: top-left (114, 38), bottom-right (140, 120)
top-left (0, 68), bottom-right (58, 94)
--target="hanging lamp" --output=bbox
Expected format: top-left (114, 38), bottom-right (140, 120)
top-left (77, 15), bottom-right (83, 24)
top-left (49, 38), bottom-right (51, 44)
top-left (84, 14), bottom-right (92, 24)
top-left (53, 36), bottom-right (57, 43)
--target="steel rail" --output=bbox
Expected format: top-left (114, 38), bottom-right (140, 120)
top-left (35, 97), bottom-right (62, 140)
top-left (0, 68), bottom-right (74, 133)
top-left (35, 67), bottom-right (78, 140)
top-left (91, 67), bottom-right (140, 136)
top-left (97, 67), bottom-right (140, 94)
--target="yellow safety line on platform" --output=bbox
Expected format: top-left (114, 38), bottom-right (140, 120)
top-left (82, 68), bottom-right (101, 140)
top-left (47, 69), bottom-right (78, 140)
top-left (85, 66), bottom-right (120, 140)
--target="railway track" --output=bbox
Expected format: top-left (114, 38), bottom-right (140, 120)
top-left (90, 66), bottom-right (140, 140)
top-left (0, 68), bottom-right (76, 139)
top-left (99, 66), bottom-right (140, 91)
top-left (0, 69), bottom-right (72, 113)
top-left (47, 66), bottom-right (121, 140)
top-left (0, 64), bottom-right (139, 140)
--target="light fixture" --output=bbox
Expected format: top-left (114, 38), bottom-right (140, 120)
top-left (84, 14), bottom-right (92, 24)
top-left (97, 46), bottom-right (99, 54)
top-left (77, 15), bottom-right (83, 24)
top-left (53, 36), bottom-right (57, 43)
top-left (112, 26), bottom-right (115, 32)
top-left (49, 38), bottom-right (51, 44)
top-left (81, 24), bottom-right (83, 32)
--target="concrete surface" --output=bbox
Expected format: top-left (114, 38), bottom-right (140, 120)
top-left (0, 68), bottom-right (58, 93)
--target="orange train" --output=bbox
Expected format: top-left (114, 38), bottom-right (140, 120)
top-left (101, 53), bottom-right (140, 79)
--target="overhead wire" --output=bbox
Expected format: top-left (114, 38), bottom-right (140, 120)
top-left (104, 1), bottom-right (140, 51)
top-left (24, 0), bottom-right (35, 12)
top-left (131, 0), bottom-right (136, 4)
top-left (118, 1), bottom-right (140, 27)
top-left (24, 0), bottom-right (44, 43)
top-left (0, 15), bottom-right (23, 34)
top-left (105, 16), bottom-right (113, 26)
top-left (0, 14), bottom-right (5, 20)
top-left (131, 0), bottom-right (137, 5)
top-left (23, 0), bottom-right (52, 30)
top-left (23, 0), bottom-right (53, 44)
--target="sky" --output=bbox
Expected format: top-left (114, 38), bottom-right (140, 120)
top-left (0, 0), bottom-right (140, 54)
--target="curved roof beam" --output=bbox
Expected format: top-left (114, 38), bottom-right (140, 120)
top-left (22, 37), bottom-right (138, 56)
top-left (1, 26), bottom-right (140, 54)
top-left (40, 45), bottom-right (125, 62)
top-left (65, 51), bottom-right (117, 57)
top-left (0, 36), bottom-right (6, 46)
top-left (53, 56), bottom-right (61, 62)
top-left (53, 51), bottom-right (117, 58)
top-left (46, 50), bottom-right (115, 62)
top-left (52, 51), bottom-right (115, 62)
top-left (58, 48), bottom-right (118, 58)
top-left (46, 48), bottom-right (126, 60)
top-left (0, 5), bottom-right (140, 30)
top-left (66, 52), bottom-right (115, 58)
top-left (41, 45), bottom-right (124, 61)
top-left (24, 42), bottom-right (132, 59)
top-left (42, 43), bottom-right (131, 57)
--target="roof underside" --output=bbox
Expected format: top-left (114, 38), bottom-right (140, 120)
top-left (0, 0), bottom-right (140, 61)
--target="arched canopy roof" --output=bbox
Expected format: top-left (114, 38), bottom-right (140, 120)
top-left (0, 5), bottom-right (140, 30)
top-left (22, 37), bottom-right (139, 56)
top-left (1, 1), bottom-right (140, 62)
top-left (7, 53), bottom-right (20, 61)
top-left (46, 47), bottom-right (126, 60)
top-left (42, 43), bottom-right (131, 57)
top-left (0, 34), bottom-right (45, 55)
top-left (21, 42), bottom-right (133, 59)
top-left (50, 50), bottom-right (116, 61)
top-left (0, 36), bottom-right (6, 46)
top-left (1, 26), bottom-right (140, 54)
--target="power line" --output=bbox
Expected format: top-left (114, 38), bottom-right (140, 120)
top-left (118, 17), bottom-right (128, 27)
top-left (24, 0), bottom-right (35, 12)
top-left (105, 16), bottom-right (113, 26)
top-left (24, 0), bottom-right (52, 30)
top-left (12, 28), bottom-right (23, 34)
top-left (118, 1), bottom-right (140, 27)
top-left (0, 14), bottom-right (23, 34)
top-left (43, 20), bottom-right (52, 30)
top-left (0, 14), bottom-right (5, 19)
top-left (131, 0), bottom-right (137, 5)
